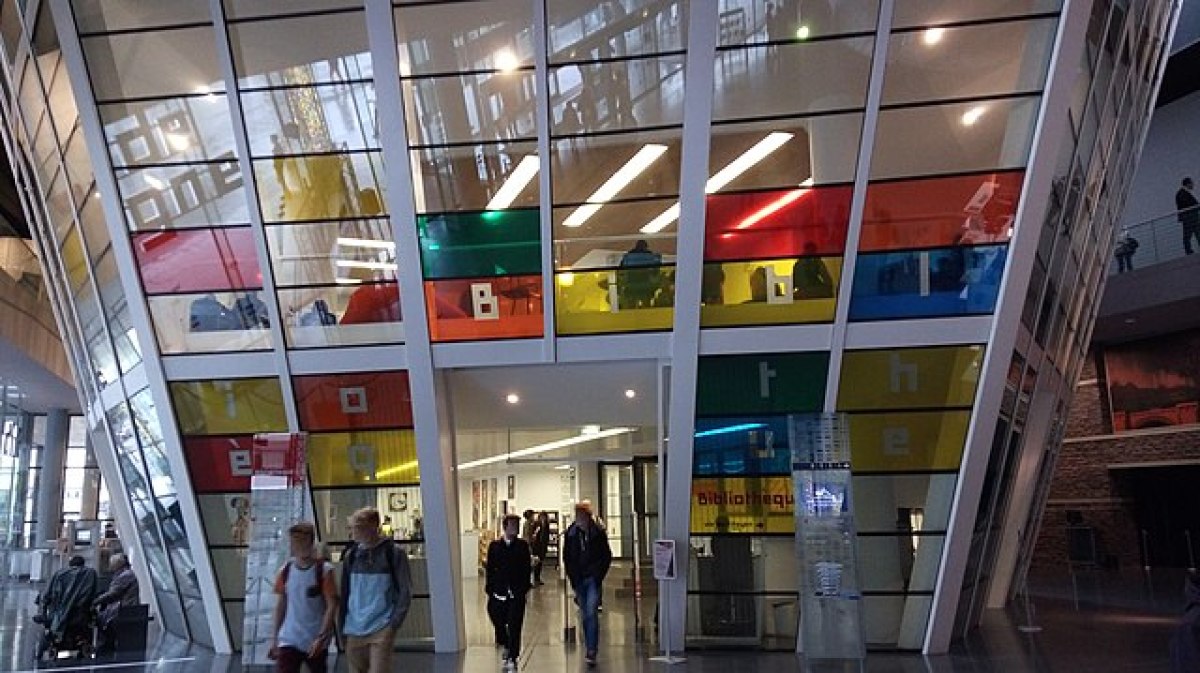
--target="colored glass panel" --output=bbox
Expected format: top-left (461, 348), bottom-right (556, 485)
top-left (418, 209), bottom-right (540, 280)
top-left (252, 152), bottom-right (386, 223)
top-left (696, 352), bottom-right (828, 416)
top-left (133, 227), bottom-right (262, 294)
top-left (170, 378), bottom-right (288, 436)
top-left (859, 172), bottom-right (1024, 252)
top-left (424, 275), bottom-right (543, 341)
top-left (293, 371), bottom-right (413, 432)
top-left (554, 268), bottom-right (675, 336)
top-left (183, 436), bottom-right (254, 493)
top-left (847, 411), bottom-right (971, 472)
top-left (307, 430), bottom-right (419, 487)
top-left (703, 186), bottom-right (853, 262)
top-left (849, 244), bottom-right (1007, 320)
top-left (690, 476), bottom-right (795, 534)
top-left (693, 416), bottom-right (792, 476)
top-left (837, 346), bottom-right (984, 411)
top-left (699, 258), bottom-right (841, 327)
top-left (278, 283), bottom-right (404, 348)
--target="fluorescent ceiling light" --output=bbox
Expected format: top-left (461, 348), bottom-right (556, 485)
top-left (506, 393), bottom-right (521, 404)
top-left (485, 156), bottom-right (540, 210)
top-left (337, 237), bottom-right (396, 250)
top-left (334, 278), bottom-right (363, 285)
top-left (457, 427), bottom-right (633, 471)
top-left (563, 144), bottom-right (668, 228)
top-left (641, 133), bottom-right (794, 234)
top-left (376, 460), bottom-right (419, 480)
top-left (734, 177), bottom-right (815, 230)
top-left (694, 422), bottom-right (767, 439)
top-left (961, 106), bottom-right (986, 126)
top-left (335, 260), bottom-right (398, 271)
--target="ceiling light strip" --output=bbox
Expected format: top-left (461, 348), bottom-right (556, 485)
top-left (456, 427), bottom-right (633, 471)
top-left (562, 144), bottom-right (669, 228)
top-left (485, 155), bottom-right (540, 210)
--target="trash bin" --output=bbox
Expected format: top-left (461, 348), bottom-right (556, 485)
top-left (112, 605), bottom-right (151, 659)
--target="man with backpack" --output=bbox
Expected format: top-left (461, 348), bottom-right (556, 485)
top-left (340, 507), bottom-right (412, 673)
top-left (269, 522), bottom-right (336, 673)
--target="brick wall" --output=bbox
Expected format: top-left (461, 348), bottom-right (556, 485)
top-left (1033, 349), bottom-right (1200, 569)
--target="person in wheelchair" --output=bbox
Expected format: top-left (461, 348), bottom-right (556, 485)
top-left (34, 555), bottom-right (98, 660)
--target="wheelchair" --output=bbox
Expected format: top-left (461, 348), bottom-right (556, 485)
top-left (32, 597), bottom-right (95, 664)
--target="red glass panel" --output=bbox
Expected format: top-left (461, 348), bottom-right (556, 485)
top-left (704, 185), bottom-right (853, 262)
top-left (859, 170), bottom-right (1024, 252)
top-left (184, 435), bottom-right (254, 493)
top-left (133, 227), bottom-right (262, 294)
top-left (425, 275), bottom-right (544, 342)
top-left (292, 371), bottom-right (414, 432)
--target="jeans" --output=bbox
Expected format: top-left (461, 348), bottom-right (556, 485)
top-left (275, 646), bottom-right (328, 673)
top-left (575, 577), bottom-right (601, 653)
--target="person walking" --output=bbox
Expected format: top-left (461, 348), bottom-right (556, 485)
top-left (531, 511), bottom-right (550, 586)
top-left (340, 507), bottom-right (412, 673)
top-left (269, 522), bottom-right (336, 673)
top-left (1177, 176), bottom-right (1199, 255)
top-left (563, 501), bottom-right (612, 666)
top-left (487, 514), bottom-right (532, 671)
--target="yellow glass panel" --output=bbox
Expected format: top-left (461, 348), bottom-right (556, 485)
top-left (307, 430), bottom-right (419, 487)
top-left (170, 378), bottom-right (287, 436)
top-left (700, 258), bottom-right (841, 327)
top-left (61, 230), bottom-right (89, 292)
top-left (555, 269), bottom-right (674, 335)
top-left (837, 345), bottom-right (985, 410)
top-left (690, 476), bottom-right (795, 534)
top-left (848, 410), bottom-right (970, 472)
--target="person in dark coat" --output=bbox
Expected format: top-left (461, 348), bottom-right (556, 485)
top-left (531, 511), bottom-right (550, 586)
top-left (1171, 571), bottom-right (1200, 673)
top-left (36, 555), bottom-right (97, 658)
top-left (93, 553), bottom-right (139, 655)
top-left (1177, 177), bottom-right (1199, 255)
top-left (486, 514), bottom-right (532, 671)
top-left (563, 501), bottom-right (612, 666)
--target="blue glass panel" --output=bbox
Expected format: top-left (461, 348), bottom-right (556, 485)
top-left (693, 416), bottom-right (793, 477)
top-left (849, 244), bottom-right (1006, 321)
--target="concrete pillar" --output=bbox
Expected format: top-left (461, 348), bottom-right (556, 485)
top-left (35, 409), bottom-right (69, 545)
top-left (79, 435), bottom-right (100, 521)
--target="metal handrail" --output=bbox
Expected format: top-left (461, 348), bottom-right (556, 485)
top-left (1110, 204), bottom-right (1200, 275)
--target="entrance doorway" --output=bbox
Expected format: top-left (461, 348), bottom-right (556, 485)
top-left (444, 361), bottom-right (665, 654)
top-left (1117, 463), bottom-right (1200, 568)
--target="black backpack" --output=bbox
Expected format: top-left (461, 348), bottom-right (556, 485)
top-left (279, 560), bottom-right (326, 598)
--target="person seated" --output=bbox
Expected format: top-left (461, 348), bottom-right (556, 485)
top-left (792, 243), bottom-right (834, 299)
top-left (35, 555), bottom-right (98, 659)
top-left (188, 294), bottom-right (241, 332)
top-left (617, 239), bottom-right (664, 309)
top-left (234, 291), bottom-right (271, 329)
top-left (93, 554), bottom-right (140, 656)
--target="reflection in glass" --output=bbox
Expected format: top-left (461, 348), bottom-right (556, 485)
top-left (870, 97), bottom-right (1041, 180)
top-left (862, 594), bottom-right (931, 649)
top-left (313, 486), bottom-right (426, 547)
top-left (230, 11), bottom-right (372, 88)
top-left (73, 1), bottom-right (212, 33)
top-left (699, 257), bottom-right (841, 327)
top-left (148, 291), bottom-right (273, 354)
top-left (395, 0), bottom-right (534, 76)
top-left (849, 244), bottom-right (1007, 320)
top-left (712, 38), bottom-right (873, 122)
top-left (704, 187), bottom-right (852, 261)
top-left (100, 95), bottom-right (236, 167)
top-left (715, 0), bottom-right (881, 45)
top-left (547, 0), bottom-right (686, 60)
top-left (223, 0), bottom-right (362, 20)
top-left (82, 26), bottom-right (224, 101)
top-left (242, 82), bottom-right (378, 156)
top-left (401, 70), bottom-right (537, 146)
top-left (116, 159), bottom-right (248, 231)
top-left (881, 19), bottom-right (1057, 106)
top-left (551, 132), bottom-right (682, 205)
top-left (410, 143), bottom-right (539, 213)
top-left (708, 115), bottom-right (862, 192)
top-left (853, 474), bottom-right (958, 532)
top-left (266, 219), bottom-right (395, 287)
top-left (554, 199), bottom-right (679, 269)
top-left (548, 56), bottom-right (685, 135)
top-left (278, 283), bottom-right (403, 348)
top-left (253, 151), bottom-right (386, 222)
top-left (891, 0), bottom-right (1062, 28)
top-left (419, 210), bottom-right (540, 280)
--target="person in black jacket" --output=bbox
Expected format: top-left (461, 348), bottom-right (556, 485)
top-left (486, 514), bottom-right (532, 671)
top-left (1178, 176), bottom-right (1199, 255)
top-left (563, 501), bottom-right (612, 666)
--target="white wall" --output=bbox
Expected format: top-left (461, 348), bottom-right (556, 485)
top-left (1120, 91), bottom-right (1200, 229)
top-left (455, 462), bottom-right (572, 533)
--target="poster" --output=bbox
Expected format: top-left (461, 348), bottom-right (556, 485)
top-left (653, 540), bottom-right (676, 580)
top-left (490, 477), bottom-right (499, 528)
top-left (481, 479), bottom-right (490, 529)
top-left (507, 474), bottom-right (516, 500)
top-left (690, 476), bottom-right (796, 534)
top-left (472, 480), bottom-right (481, 528)
top-left (1104, 331), bottom-right (1200, 431)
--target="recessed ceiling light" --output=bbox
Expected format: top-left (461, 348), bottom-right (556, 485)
top-left (624, 389), bottom-right (636, 399)
top-left (923, 27), bottom-right (946, 46)
top-left (796, 25), bottom-right (810, 40)
top-left (961, 106), bottom-right (986, 126)
top-left (506, 393), bottom-right (520, 404)
top-left (495, 49), bottom-right (520, 73)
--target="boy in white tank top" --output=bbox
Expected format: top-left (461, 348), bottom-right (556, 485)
top-left (269, 522), bottom-right (337, 673)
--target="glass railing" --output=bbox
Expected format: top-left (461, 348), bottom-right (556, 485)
top-left (0, 237), bottom-right (45, 300)
top-left (1110, 205), bottom-right (1200, 275)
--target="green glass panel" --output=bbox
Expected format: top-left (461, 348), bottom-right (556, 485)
top-left (696, 352), bottom-right (829, 416)
top-left (418, 209), bottom-right (541, 280)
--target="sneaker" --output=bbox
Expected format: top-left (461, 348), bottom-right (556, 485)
top-left (585, 651), bottom-right (597, 666)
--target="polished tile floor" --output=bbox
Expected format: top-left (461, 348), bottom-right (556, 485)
top-left (0, 568), bottom-right (1187, 672)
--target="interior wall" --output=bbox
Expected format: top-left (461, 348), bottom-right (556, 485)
top-left (1119, 91), bottom-right (1200, 228)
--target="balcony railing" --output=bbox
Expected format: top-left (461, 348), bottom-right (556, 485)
top-left (1110, 205), bottom-right (1200, 275)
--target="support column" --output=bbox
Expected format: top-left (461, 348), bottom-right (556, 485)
top-left (79, 436), bottom-right (100, 521)
top-left (35, 409), bottom-right (69, 545)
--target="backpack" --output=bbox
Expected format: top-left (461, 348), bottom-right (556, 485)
top-left (343, 539), bottom-right (400, 597)
top-left (280, 560), bottom-right (326, 598)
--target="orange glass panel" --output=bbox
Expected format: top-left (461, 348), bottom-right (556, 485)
top-left (293, 371), bottom-right (413, 432)
top-left (859, 171), bottom-right (1024, 252)
top-left (704, 186), bottom-right (852, 262)
top-left (424, 275), bottom-right (543, 342)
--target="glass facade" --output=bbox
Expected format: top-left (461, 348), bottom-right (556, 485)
top-left (0, 0), bottom-right (1176, 657)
